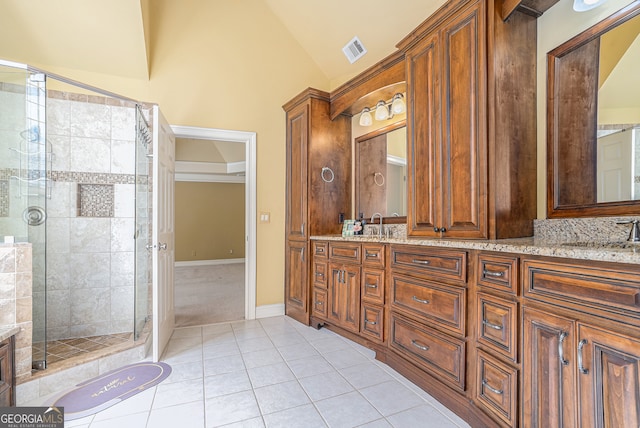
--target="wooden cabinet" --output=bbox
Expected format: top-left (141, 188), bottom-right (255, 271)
top-left (400, 0), bottom-right (537, 239)
top-left (0, 335), bottom-right (15, 407)
top-left (361, 243), bottom-right (386, 342)
top-left (328, 262), bottom-right (361, 334)
top-left (285, 240), bottom-right (308, 324)
top-left (312, 240), bottom-right (387, 341)
top-left (283, 89), bottom-right (351, 324)
top-left (473, 252), bottom-right (520, 427)
top-left (389, 245), bottom-right (468, 391)
top-left (522, 258), bottom-right (640, 428)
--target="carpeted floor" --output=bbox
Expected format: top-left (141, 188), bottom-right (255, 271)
top-left (174, 263), bottom-right (245, 327)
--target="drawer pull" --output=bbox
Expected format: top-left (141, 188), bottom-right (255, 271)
top-left (558, 331), bottom-right (569, 366)
top-left (482, 319), bottom-right (503, 331)
top-left (483, 269), bottom-right (505, 278)
top-left (317, 247), bottom-right (324, 253)
top-left (412, 296), bottom-right (430, 304)
top-left (315, 301), bottom-right (324, 306)
top-left (578, 339), bottom-right (589, 374)
top-left (366, 252), bottom-right (379, 258)
top-left (365, 283), bottom-right (378, 289)
top-left (315, 272), bottom-right (324, 278)
top-left (412, 259), bottom-right (430, 265)
top-left (482, 379), bottom-right (504, 395)
top-left (411, 339), bottom-right (430, 351)
top-left (364, 319), bottom-right (378, 325)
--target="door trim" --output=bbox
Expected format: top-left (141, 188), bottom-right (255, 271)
top-left (171, 125), bottom-right (257, 320)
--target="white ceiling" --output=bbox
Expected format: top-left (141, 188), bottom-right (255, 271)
top-left (0, 1), bottom-right (446, 85)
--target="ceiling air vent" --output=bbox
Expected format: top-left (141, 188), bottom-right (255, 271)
top-left (342, 36), bottom-right (367, 64)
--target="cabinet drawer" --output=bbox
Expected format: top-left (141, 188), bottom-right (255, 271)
top-left (362, 269), bottom-right (385, 304)
top-left (312, 287), bottom-right (327, 318)
top-left (477, 293), bottom-right (518, 363)
top-left (363, 243), bottom-right (385, 268)
top-left (329, 242), bottom-right (361, 263)
top-left (390, 245), bottom-right (466, 283)
top-left (523, 258), bottom-right (640, 319)
top-left (390, 313), bottom-right (466, 391)
top-left (477, 253), bottom-right (518, 295)
top-left (313, 262), bottom-right (327, 288)
top-left (313, 241), bottom-right (328, 259)
top-left (361, 304), bottom-right (384, 342)
top-left (391, 274), bottom-right (466, 336)
top-left (475, 350), bottom-right (518, 427)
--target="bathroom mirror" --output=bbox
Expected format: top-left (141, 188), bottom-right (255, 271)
top-left (355, 121), bottom-right (407, 222)
top-left (547, 1), bottom-right (640, 217)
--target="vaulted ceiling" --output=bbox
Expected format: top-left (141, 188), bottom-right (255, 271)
top-left (0, 0), bottom-right (445, 86)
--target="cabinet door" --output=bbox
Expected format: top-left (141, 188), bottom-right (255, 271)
top-left (523, 307), bottom-right (577, 428)
top-left (328, 263), bottom-right (361, 333)
top-left (406, 27), bottom-right (440, 236)
top-left (285, 240), bottom-right (308, 324)
top-left (577, 324), bottom-right (640, 428)
top-left (439, 0), bottom-right (487, 238)
top-left (285, 101), bottom-right (308, 240)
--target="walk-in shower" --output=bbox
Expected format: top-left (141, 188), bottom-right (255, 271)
top-left (0, 61), bottom-right (152, 371)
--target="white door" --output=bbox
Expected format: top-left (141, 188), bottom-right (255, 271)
top-left (152, 106), bottom-right (176, 361)
top-left (597, 129), bottom-right (633, 202)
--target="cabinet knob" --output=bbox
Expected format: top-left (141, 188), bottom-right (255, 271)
top-left (433, 227), bottom-right (447, 233)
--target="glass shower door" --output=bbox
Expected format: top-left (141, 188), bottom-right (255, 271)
top-left (0, 63), bottom-right (48, 368)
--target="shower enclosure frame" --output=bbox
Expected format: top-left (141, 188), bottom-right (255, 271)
top-left (0, 59), bottom-right (152, 370)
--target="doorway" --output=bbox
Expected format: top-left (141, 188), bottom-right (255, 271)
top-left (170, 125), bottom-right (257, 325)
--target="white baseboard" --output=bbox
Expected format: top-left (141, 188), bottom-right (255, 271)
top-left (175, 258), bottom-right (245, 267)
top-left (255, 303), bottom-right (285, 319)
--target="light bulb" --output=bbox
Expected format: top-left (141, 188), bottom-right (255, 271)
top-left (374, 101), bottom-right (389, 121)
top-left (391, 94), bottom-right (405, 115)
top-left (359, 108), bottom-right (373, 126)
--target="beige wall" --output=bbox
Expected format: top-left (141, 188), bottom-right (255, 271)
top-left (536, 0), bottom-right (636, 219)
top-left (0, 0), bottom-right (330, 307)
top-left (175, 182), bottom-right (245, 261)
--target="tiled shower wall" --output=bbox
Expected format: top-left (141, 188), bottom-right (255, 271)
top-left (38, 91), bottom-right (138, 341)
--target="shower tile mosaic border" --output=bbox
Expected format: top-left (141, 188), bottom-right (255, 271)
top-left (48, 171), bottom-right (136, 185)
top-left (0, 180), bottom-right (8, 217)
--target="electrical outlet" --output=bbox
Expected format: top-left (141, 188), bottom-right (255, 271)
top-left (229, 249), bottom-right (233, 254)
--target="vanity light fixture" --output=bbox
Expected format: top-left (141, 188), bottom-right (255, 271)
top-left (374, 100), bottom-right (390, 121)
top-left (573, 0), bottom-right (608, 12)
top-left (358, 93), bottom-right (406, 126)
top-left (359, 107), bottom-right (373, 126)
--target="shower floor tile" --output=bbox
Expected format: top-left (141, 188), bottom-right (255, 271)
top-left (32, 332), bottom-right (134, 368)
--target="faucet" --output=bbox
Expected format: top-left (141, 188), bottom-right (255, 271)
top-left (617, 219), bottom-right (640, 242)
top-left (371, 212), bottom-right (383, 240)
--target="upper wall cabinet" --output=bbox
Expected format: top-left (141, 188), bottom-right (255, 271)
top-left (398, 0), bottom-right (538, 239)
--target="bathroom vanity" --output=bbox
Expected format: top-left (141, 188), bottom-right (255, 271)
top-left (0, 328), bottom-right (18, 406)
top-left (308, 235), bottom-right (640, 427)
top-left (284, 0), bottom-right (640, 425)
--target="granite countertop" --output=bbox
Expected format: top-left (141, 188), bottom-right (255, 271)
top-left (0, 326), bottom-right (20, 342)
top-left (311, 235), bottom-right (640, 265)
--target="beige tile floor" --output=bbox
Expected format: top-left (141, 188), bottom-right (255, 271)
top-left (48, 316), bottom-right (470, 428)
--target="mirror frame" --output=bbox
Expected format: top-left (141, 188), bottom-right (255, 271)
top-left (547, 0), bottom-right (640, 218)
top-left (354, 120), bottom-right (407, 224)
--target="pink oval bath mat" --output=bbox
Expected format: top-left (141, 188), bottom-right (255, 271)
top-left (51, 361), bottom-right (172, 420)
